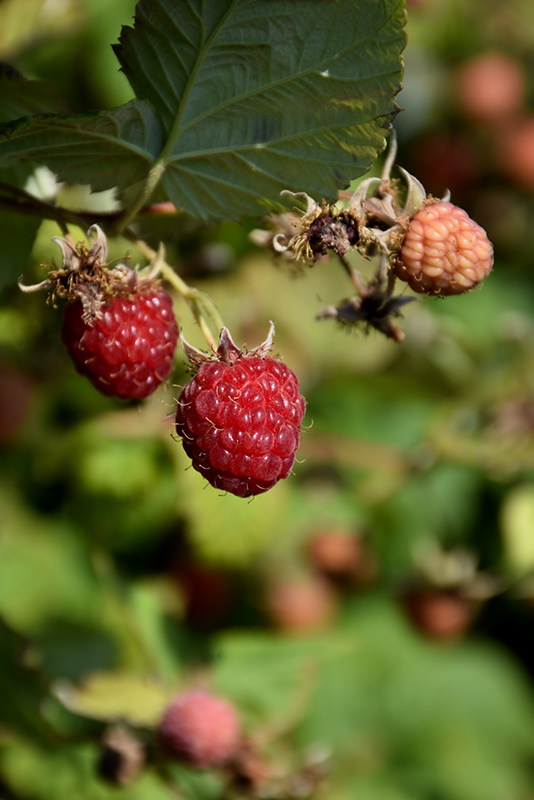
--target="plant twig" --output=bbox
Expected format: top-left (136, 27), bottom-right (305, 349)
top-left (336, 252), bottom-right (368, 297)
top-left (129, 235), bottom-right (224, 348)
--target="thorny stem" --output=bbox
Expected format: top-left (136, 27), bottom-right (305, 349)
top-left (0, 182), bottom-right (181, 232)
top-left (0, 194), bottom-right (113, 229)
top-left (130, 235), bottom-right (224, 349)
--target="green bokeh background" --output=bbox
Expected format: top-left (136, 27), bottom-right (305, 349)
top-left (3, 1), bottom-right (534, 798)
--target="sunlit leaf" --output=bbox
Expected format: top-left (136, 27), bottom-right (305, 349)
top-left (55, 671), bottom-right (173, 726)
top-left (500, 484), bottom-right (534, 574)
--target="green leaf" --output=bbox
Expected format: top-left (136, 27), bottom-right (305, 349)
top-left (114, 0), bottom-right (406, 219)
top-left (0, 100), bottom-right (162, 192)
top-left (0, 740), bottom-right (171, 800)
top-left (0, 68), bottom-right (69, 289)
top-left (174, 444), bottom-right (290, 566)
top-left (0, 619), bottom-right (52, 743)
top-left (55, 670), bottom-right (173, 726)
top-left (0, 65), bottom-right (70, 122)
top-left (0, 168), bottom-right (41, 291)
top-left (213, 630), bottom-right (356, 724)
top-left (500, 484), bottom-right (534, 575)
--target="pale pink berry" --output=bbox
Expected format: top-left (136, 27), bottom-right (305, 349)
top-left (158, 689), bottom-right (241, 768)
top-left (394, 201), bottom-right (493, 296)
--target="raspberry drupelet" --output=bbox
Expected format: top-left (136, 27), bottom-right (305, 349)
top-left (175, 326), bottom-right (306, 498)
top-left (394, 200), bottom-right (493, 296)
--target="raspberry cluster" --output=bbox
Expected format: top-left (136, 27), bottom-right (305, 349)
top-left (176, 335), bottom-right (306, 498)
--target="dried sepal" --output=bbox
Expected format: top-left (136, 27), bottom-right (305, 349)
top-left (317, 292), bottom-right (415, 342)
top-left (19, 225), bottom-right (164, 324)
top-left (180, 323), bottom-right (276, 374)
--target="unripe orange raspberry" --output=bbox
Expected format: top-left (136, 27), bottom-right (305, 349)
top-left (394, 201), bottom-right (493, 296)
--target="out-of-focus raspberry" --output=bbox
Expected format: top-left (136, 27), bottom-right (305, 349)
top-left (158, 689), bottom-right (241, 767)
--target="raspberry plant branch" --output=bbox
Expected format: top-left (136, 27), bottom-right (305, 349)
top-left (130, 236), bottom-right (225, 349)
top-left (335, 252), bottom-right (368, 297)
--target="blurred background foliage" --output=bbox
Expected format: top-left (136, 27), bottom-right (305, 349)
top-left (2, 0), bottom-right (534, 798)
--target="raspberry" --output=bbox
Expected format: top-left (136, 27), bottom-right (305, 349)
top-left (175, 327), bottom-right (306, 498)
top-left (61, 288), bottom-right (178, 400)
top-left (20, 225), bottom-right (179, 400)
top-left (456, 53), bottom-right (525, 123)
top-left (264, 575), bottom-right (337, 633)
top-left (497, 115), bottom-right (534, 190)
top-left (158, 689), bottom-right (241, 767)
top-left (401, 587), bottom-right (476, 642)
top-left (306, 527), bottom-right (365, 581)
top-left (394, 201), bottom-right (493, 296)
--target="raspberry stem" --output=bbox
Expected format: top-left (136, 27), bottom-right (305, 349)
top-left (132, 237), bottom-right (224, 348)
top-left (336, 253), bottom-right (368, 297)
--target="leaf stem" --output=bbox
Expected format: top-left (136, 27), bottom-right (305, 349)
top-left (113, 159), bottom-right (167, 235)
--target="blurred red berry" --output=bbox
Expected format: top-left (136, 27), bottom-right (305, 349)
top-left (307, 527), bottom-right (364, 578)
top-left (402, 588), bottom-right (477, 642)
top-left (174, 561), bottom-right (232, 629)
top-left (264, 575), bottom-right (337, 633)
top-left (0, 366), bottom-right (34, 442)
top-left (456, 53), bottom-right (525, 123)
top-left (497, 116), bottom-right (534, 190)
top-left (158, 689), bottom-right (241, 768)
top-left (412, 134), bottom-right (480, 196)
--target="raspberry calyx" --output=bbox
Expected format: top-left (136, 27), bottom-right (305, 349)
top-left (175, 325), bottom-right (306, 498)
top-left (21, 225), bottom-right (179, 400)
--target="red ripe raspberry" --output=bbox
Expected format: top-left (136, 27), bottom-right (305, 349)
top-left (61, 288), bottom-right (178, 400)
top-left (394, 201), bottom-right (493, 296)
top-left (176, 327), bottom-right (306, 498)
top-left (158, 689), bottom-right (241, 767)
top-left (20, 225), bottom-right (179, 400)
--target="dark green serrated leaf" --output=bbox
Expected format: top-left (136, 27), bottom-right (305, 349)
top-left (0, 66), bottom-right (70, 122)
top-left (0, 69), bottom-right (70, 288)
top-left (0, 161), bottom-right (41, 291)
top-left (0, 100), bottom-right (162, 192)
top-left (114, 0), bottom-right (406, 219)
